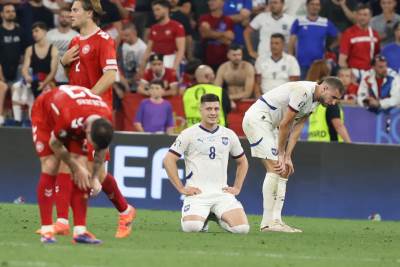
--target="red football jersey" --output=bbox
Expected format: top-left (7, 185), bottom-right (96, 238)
top-left (50, 85), bottom-right (112, 142)
top-left (149, 20), bottom-right (185, 55)
top-left (339, 25), bottom-right (380, 70)
top-left (141, 67), bottom-right (178, 90)
top-left (68, 28), bottom-right (118, 108)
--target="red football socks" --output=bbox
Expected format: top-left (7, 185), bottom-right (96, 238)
top-left (37, 173), bottom-right (56, 225)
top-left (102, 173), bottom-right (128, 212)
top-left (70, 184), bottom-right (88, 227)
top-left (55, 173), bottom-right (73, 220)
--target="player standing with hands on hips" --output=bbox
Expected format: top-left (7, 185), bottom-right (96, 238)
top-left (163, 94), bottom-right (250, 234)
top-left (242, 77), bottom-right (345, 232)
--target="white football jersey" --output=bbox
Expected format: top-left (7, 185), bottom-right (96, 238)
top-left (255, 53), bottom-right (300, 93)
top-left (247, 81), bottom-right (319, 128)
top-left (250, 12), bottom-right (295, 58)
top-left (169, 124), bottom-right (244, 193)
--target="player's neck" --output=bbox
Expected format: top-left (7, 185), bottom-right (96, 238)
top-left (211, 9), bottom-right (222, 17)
top-left (200, 122), bottom-right (218, 132)
top-left (36, 39), bottom-right (47, 47)
top-left (159, 17), bottom-right (170, 25)
top-left (357, 23), bottom-right (369, 30)
top-left (79, 21), bottom-right (99, 37)
top-left (383, 10), bottom-right (394, 20)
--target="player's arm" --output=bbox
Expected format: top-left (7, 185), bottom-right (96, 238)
top-left (40, 46), bottom-right (58, 90)
top-left (223, 153), bottom-right (248, 195)
top-left (90, 148), bottom-right (107, 196)
top-left (138, 40), bottom-right (153, 78)
top-left (163, 151), bottom-right (201, 196)
top-left (331, 118), bottom-right (351, 143)
top-left (275, 107), bottom-right (298, 175)
top-left (288, 35), bottom-right (297, 56)
top-left (243, 26), bottom-right (257, 59)
top-left (49, 133), bottom-right (90, 190)
top-left (134, 122), bottom-right (145, 132)
top-left (164, 82), bottom-right (178, 96)
top-left (338, 53), bottom-right (348, 68)
top-left (91, 70), bottom-right (117, 96)
top-left (284, 115), bottom-right (308, 175)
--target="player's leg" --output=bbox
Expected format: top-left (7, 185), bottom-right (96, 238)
top-left (54, 161), bottom-right (73, 235)
top-left (212, 194), bottom-right (249, 234)
top-left (181, 197), bottom-right (210, 233)
top-left (11, 81), bottom-right (24, 124)
top-left (0, 81), bottom-right (8, 125)
top-left (37, 154), bottom-right (60, 243)
top-left (87, 144), bottom-right (136, 238)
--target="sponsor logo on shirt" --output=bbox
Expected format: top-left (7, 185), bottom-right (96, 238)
top-left (35, 141), bottom-right (44, 153)
top-left (282, 24), bottom-right (288, 30)
top-left (271, 148), bottom-right (278, 156)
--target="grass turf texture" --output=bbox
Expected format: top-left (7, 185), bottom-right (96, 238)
top-left (0, 203), bottom-right (399, 267)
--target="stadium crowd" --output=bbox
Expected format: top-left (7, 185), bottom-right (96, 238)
top-left (0, 0), bottom-right (400, 138)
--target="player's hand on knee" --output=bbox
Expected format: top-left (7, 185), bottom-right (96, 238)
top-left (274, 154), bottom-right (287, 176)
top-left (284, 158), bottom-right (295, 176)
top-left (90, 178), bottom-right (102, 197)
top-left (222, 186), bottom-right (240, 196)
top-left (72, 164), bottom-right (91, 190)
top-left (180, 186), bottom-right (202, 196)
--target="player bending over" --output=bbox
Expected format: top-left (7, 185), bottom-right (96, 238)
top-left (32, 85), bottom-right (114, 244)
top-left (242, 77), bottom-right (345, 232)
top-left (163, 94), bottom-right (250, 234)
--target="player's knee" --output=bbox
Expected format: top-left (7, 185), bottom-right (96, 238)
top-left (181, 220), bottom-right (204, 233)
top-left (229, 224), bottom-right (250, 234)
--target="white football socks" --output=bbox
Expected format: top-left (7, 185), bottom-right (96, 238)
top-left (260, 172), bottom-right (279, 229)
top-left (41, 225), bottom-right (54, 234)
top-left (12, 105), bottom-right (22, 122)
top-left (73, 226), bottom-right (87, 235)
top-left (56, 218), bottom-right (69, 225)
top-left (272, 177), bottom-right (288, 223)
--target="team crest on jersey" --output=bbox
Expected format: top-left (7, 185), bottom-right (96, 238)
top-left (271, 148), bottom-right (278, 156)
top-left (36, 141), bottom-right (44, 153)
top-left (281, 65), bottom-right (287, 71)
top-left (282, 24), bottom-right (288, 30)
top-left (184, 204), bottom-right (190, 212)
top-left (82, 44), bottom-right (91, 54)
top-left (221, 137), bottom-right (229, 145)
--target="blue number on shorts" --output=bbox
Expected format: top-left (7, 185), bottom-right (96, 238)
top-left (209, 146), bottom-right (216, 159)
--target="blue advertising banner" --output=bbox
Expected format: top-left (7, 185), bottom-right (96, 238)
top-left (1, 128), bottom-right (399, 220)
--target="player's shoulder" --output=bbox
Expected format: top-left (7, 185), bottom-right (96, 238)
top-left (93, 30), bottom-right (114, 43)
top-left (218, 125), bottom-right (239, 138)
top-left (292, 81), bottom-right (316, 96)
top-left (178, 124), bottom-right (200, 139)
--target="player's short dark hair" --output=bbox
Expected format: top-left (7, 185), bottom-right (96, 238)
top-left (355, 3), bottom-right (371, 13)
top-left (271, 33), bottom-right (285, 42)
top-left (152, 0), bottom-right (170, 9)
top-left (32, 21), bottom-right (48, 31)
top-left (200, 94), bottom-right (220, 104)
top-left (149, 79), bottom-right (164, 88)
top-left (228, 43), bottom-right (243, 51)
top-left (91, 118), bottom-right (114, 150)
top-left (73, 0), bottom-right (105, 23)
top-left (321, 76), bottom-right (345, 95)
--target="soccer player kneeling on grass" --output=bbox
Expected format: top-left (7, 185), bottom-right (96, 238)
top-left (163, 94), bottom-right (250, 234)
top-left (242, 77), bottom-right (345, 233)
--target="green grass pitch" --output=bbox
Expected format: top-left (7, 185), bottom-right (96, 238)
top-left (0, 203), bottom-right (399, 267)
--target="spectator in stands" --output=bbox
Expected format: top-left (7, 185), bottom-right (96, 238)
top-left (338, 67), bottom-right (359, 105)
top-left (18, 0), bottom-right (54, 45)
top-left (168, 0), bottom-right (194, 60)
top-left (284, 0), bottom-right (307, 17)
top-left (244, 0), bottom-right (294, 60)
top-left (47, 7), bottom-right (78, 85)
top-left (320, 0), bottom-right (358, 32)
top-left (214, 44), bottom-right (255, 107)
top-left (183, 65), bottom-right (229, 126)
top-left (288, 0), bottom-right (339, 79)
top-left (382, 22), bottom-right (400, 73)
top-left (117, 23), bottom-right (147, 91)
top-left (223, 0), bottom-right (252, 46)
top-left (358, 55), bottom-right (400, 111)
top-left (371, 0), bottom-right (400, 46)
top-left (0, 4), bottom-right (25, 125)
top-left (134, 79), bottom-right (174, 134)
top-left (306, 60), bottom-right (351, 143)
top-left (99, 0), bottom-right (123, 41)
top-left (180, 58), bottom-right (202, 94)
top-left (12, 22), bottom-right (58, 125)
top-left (339, 3), bottom-right (381, 81)
top-left (199, 0), bottom-right (234, 71)
top-left (109, 0), bottom-right (136, 21)
top-left (140, 0), bottom-right (185, 74)
top-left (138, 54), bottom-right (178, 96)
top-left (251, 0), bottom-right (265, 16)
top-left (254, 33), bottom-right (300, 96)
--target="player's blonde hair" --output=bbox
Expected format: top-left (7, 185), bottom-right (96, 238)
top-left (74, 0), bottom-right (105, 23)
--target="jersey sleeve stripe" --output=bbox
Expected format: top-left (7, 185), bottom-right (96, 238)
top-left (168, 149), bottom-right (181, 158)
top-left (231, 151), bottom-right (245, 159)
top-left (288, 105), bottom-right (299, 113)
top-left (106, 59), bottom-right (117, 65)
top-left (103, 66), bottom-right (118, 72)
